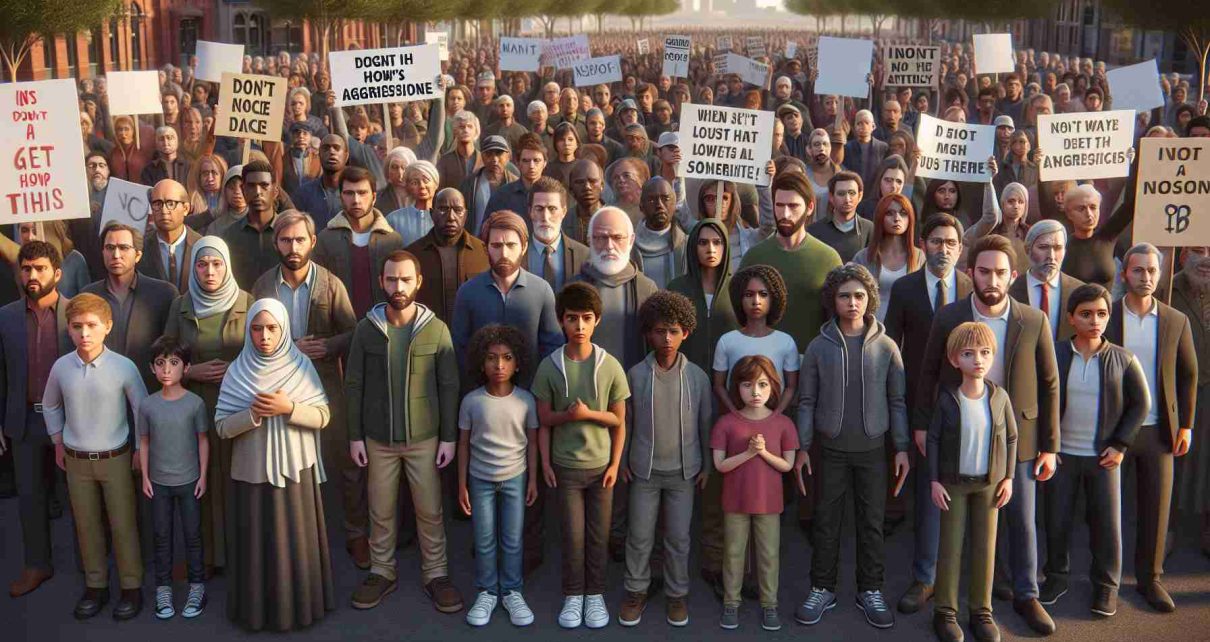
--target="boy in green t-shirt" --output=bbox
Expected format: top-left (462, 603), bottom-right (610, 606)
top-left (533, 282), bottom-right (630, 630)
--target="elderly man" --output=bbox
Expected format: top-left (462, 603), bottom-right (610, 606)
top-left (842, 110), bottom-right (888, 191)
top-left (140, 126), bottom-right (190, 186)
top-left (459, 135), bottom-right (517, 236)
top-left (1059, 183), bottom-right (1133, 291)
top-left (526, 101), bottom-right (553, 151)
top-left (484, 95), bottom-right (527, 152)
top-left (633, 177), bottom-right (686, 288)
top-left (1009, 219), bottom-right (1083, 341)
top-left (436, 111), bottom-right (482, 192)
top-left (136, 179), bottom-right (201, 293)
top-left (405, 189), bottom-right (489, 322)
top-left (526, 177), bottom-right (589, 293)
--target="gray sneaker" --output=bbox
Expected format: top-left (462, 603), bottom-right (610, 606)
top-left (720, 604), bottom-right (739, 629)
top-left (857, 590), bottom-right (894, 629)
top-left (794, 587), bottom-right (836, 625)
top-left (181, 583), bottom-right (206, 619)
top-left (761, 606), bottom-right (781, 631)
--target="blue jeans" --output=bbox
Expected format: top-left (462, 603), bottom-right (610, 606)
top-left (469, 473), bottom-right (526, 595)
top-left (151, 481), bottom-right (204, 586)
top-left (995, 460), bottom-right (1039, 600)
top-left (911, 448), bottom-right (941, 585)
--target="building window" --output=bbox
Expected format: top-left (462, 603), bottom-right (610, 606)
top-left (109, 18), bottom-right (120, 67)
top-left (89, 27), bottom-right (103, 73)
top-left (65, 34), bottom-right (79, 75)
top-left (130, 2), bottom-right (144, 69)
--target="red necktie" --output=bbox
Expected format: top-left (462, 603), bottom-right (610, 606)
top-left (1039, 282), bottom-right (1050, 323)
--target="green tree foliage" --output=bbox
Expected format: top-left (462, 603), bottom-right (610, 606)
top-left (1102, 0), bottom-right (1210, 101)
top-left (0, 0), bottom-right (122, 81)
top-left (252, 0), bottom-right (380, 59)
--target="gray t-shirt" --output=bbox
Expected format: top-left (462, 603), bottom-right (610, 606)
top-left (651, 364), bottom-right (683, 473)
top-left (137, 391), bottom-right (209, 486)
top-left (458, 386), bottom-right (539, 482)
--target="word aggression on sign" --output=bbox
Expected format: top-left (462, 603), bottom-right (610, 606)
top-left (1134, 138), bottom-right (1210, 246)
top-left (0, 79), bottom-right (88, 221)
top-left (915, 113), bottom-right (994, 182)
top-left (215, 73), bottom-right (287, 141)
top-left (678, 104), bottom-right (774, 185)
top-left (1037, 110), bottom-right (1134, 181)
top-left (328, 44), bottom-right (441, 107)
top-left (882, 45), bottom-right (940, 87)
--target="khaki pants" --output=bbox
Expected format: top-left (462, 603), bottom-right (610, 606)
top-left (366, 437), bottom-right (447, 583)
top-left (935, 480), bottom-right (998, 616)
top-left (723, 513), bottom-right (780, 608)
top-left (66, 451), bottom-right (143, 590)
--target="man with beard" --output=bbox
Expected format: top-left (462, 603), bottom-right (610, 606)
top-left (804, 129), bottom-right (841, 205)
top-left (1009, 220), bottom-right (1083, 342)
top-left (525, 177), bottom-right (589, 293)
top-left (808, 171), bottom-right (873, 262)
top-left (915, 234), bottom-right (1060, 636)
top-left (1, 241), bottom-right (73, 598)
top-left (140, 126), bottom-right (190, 186)
top-left (452, 210), bottom-right (561, 574)
top-left (632, 177), bottom-right (686, 288)
top-left (883, 214), bottom-right (973, 615)
top-left (293, 134), bottom-right (349, 231)
top-left (346, 250), bottom-right (464, 614)
top-left (136, 179), bottom-right (201, 293)
top-left (220, 161), bottom-right (284, 290)
top-left (1103, 243), bottom-right (1198, 614)
top-left (250, 211), bottom-right (364, 570)
top-left (487, 134), bottom-right (548, 227)
top-left (71, 151), bottom-right (114, 280)
top-left (1170, 247), bottom-right (1210, 557)
top-left (564, 160), bottom-right (606, 245)
top-left (406, 189), bottom-right (489, 322)
top-left (459, 136), bottom-right (518, 237)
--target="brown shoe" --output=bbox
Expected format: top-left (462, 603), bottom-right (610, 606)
top-left (667, 596), bottom-right (689, 627)
top-left (351, 573), bottom-right (397, 610)
top-left (425, 576), bottom-right (464, 613)
top-left (1013, 598), bottom-right (1055, 635)
top-left (9, 567), bottom-right (53, 597)
top-left (347, 536), bottom-right (371, 570)
top-left (618, 591), bottom-right (647, 626)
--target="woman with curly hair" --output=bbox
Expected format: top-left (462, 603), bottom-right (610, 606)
top-left (712, 264), bottom-right (798, 416)
top-left (854, 194), bottom-right (925, 322)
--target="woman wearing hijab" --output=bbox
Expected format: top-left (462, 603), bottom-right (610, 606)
top-left (217, 298), bottom-right (334, 631)
top-left (163, 236), bottom-right (254, 573)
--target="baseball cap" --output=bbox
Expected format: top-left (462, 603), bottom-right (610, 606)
top-left (476, 71), bottom-right (495, 87)
top-left (481, 135), bottom-right (511, 154)
top-left (656, 132), bottom-right (679, 148)
top-left (993, 115), bottom-right (1014, 129)
top-left (288, 120), bottom-right (313, 134)
top-left (619, 98), bottom-right (639, 113)
top-left (776, 103), bottom-right (801, 117)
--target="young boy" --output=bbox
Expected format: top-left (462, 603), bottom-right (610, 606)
top-left (927, 321), bottom-right (1016, 642)
top-left (43, 293), bottom-right (149, 620)
top-left (532, 282), bottom-right (630, 630)
top-left (138, 336), bottom-right (211, 620)
top-left (618, 291), bottom-right (714, 628)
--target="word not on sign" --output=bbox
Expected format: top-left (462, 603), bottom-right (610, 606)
top-left (1134, 137), bottom-right (1210, 246)
top-left (1037, 110), bottom-right (1135, 181)
top-left (215, 73), bottom-right (287, 141)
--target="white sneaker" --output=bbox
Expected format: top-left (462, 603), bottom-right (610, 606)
top-left (502, 591), bottom-right (535, 626)
top-left (466, 591), bottom-right (497, 627)
top-left (584, 594), bottom-right (610, 629)
top-left (559, 595), bottom-right (584, 628)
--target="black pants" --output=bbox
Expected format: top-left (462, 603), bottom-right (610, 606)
top-left (152, 481), bottom-right (205, 585)
top-left (1126, 426), bottom-right (1173, 584)
top-left (1044, 453), bottom-right (1122, 590)
top-left (811, 445), bottom-right (888, 592)
top-left (12, 426), bottom-right (54, 571)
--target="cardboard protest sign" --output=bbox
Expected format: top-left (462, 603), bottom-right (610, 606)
top-left (105, 71), bottom-right (162, 116)
top-left (746, 36), bottom-right (766, 59)
top-left (1107, 59), bottom-right (1165, 113)
top-left (717, 35), bottom-right (733, 52)
top-left (663, 35), bottom-right (691, 78)
top-left (1037, 110), bottom-right (1135, 181)
top-left (543, 35), bottom-right (591, 69)
top-left (195, 41), bottom-right (244, 82)
top-left (637, 39), bottom-right (650, 55)
top-left (0, 79), bottom-right (89, 221)
top-left (214, 73), bottom-right (287, 142)
top-left (915, 113), bottom-right (995, 182)
top-left (678, 104), bottom-right (774, 186)
top-left (786, 41), bottom-right (798, 59)
top-left (815, 37), bottom-right (873, 98)
top-left (882, 45), bottom-right (940, 88)
top-left (973, 33), bottom-right (1014, 74)
top-left (425, 32), bottom-right (449, 61)
top-left (573, 55), bottom-right (622, 88)
top-left (99, 177), bottom-right (150, 232)
top-left (499, 37), bottom-right (542, 72)
top-left (328, 44), bottom-right (441, 107)
top-left (1133, 137), bottom-right (1210, 246)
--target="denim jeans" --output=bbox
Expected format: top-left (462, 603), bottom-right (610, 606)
top-left (151, 481), bottom-right (204, 585)
top-left (469, 472), bottom-right (526, 595)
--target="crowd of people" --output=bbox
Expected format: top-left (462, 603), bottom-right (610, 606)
top-left (1, 25), bottom-right (1208, 642)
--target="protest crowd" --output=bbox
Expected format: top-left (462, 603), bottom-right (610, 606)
top-left (3, 22), bottom-right (1210, 642)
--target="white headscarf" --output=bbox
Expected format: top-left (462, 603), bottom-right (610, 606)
top-left (188, 236), bottom-right (243, 319)
top-left (216, 298), bottom-right (328, 487)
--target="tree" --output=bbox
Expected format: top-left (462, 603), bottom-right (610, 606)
top-left (0, 0), bottom-right (121, 81)
top-left (612, 0), bottom-right (678, 33)
top-left (534, 0), bottom-right (603, 39)
top-left (783, 0), bottom-right (834, 32)
top-left (252, 0), bottom-right (377, 60)
top-left (1103, 0), bottom-right (1210, 101)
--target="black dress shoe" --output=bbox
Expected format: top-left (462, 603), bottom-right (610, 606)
top-left (74, 587), bottom-right (110, 620)
top-left (113, 588), bottom-right (143, 621)
top-left (933, 611), bottom-right (964, 642)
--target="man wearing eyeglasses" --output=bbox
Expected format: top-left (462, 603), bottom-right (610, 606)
top-left (136, 179), bottom-right (200, 293)
top-left (405, 189), bottom-right (489, 323)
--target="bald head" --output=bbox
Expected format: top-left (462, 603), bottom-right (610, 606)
top-left (570, 159), bottom-right (604, 206)
top-left (588, 205), bottom-right (635, 276)
top-left (150, 179), bottom-right (190, 236)
top-left (640, 177), bottom-right (674, 231)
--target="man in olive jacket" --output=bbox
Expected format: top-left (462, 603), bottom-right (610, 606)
top-left (344, 250), bottom-right (463, 614)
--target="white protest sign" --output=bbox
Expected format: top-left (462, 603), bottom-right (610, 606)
top-left (0, 79), bottom-right (88, 222)
top-left (1134, 138), bottom-right (1210, 246)
top-left (882, 45), bottom-right (940, 88)
top-left (1037, 110), bottom-right (1135, 181)
top-left (499, 37), bottom-right (542, 72)
top-left (1107, 59), bottom-right (1165, 113)
top-left (915, 113), bottom-right (995, 182)
top-left (663, 35), bottom-right (691, 78)
top-left (543, 35), bottom-right (591, 69)
top-left (425, 32), bottom-right (449, 61)
top-left (637, 39), bottom-right (650, 55)
top-left (99, 177), bottom-right (150, 232)
top-left (973, 33), bottom-right (1014, 74)
top-left (678, 104), bottom-right (774, 186)
top-left (717, 36), bottom-right (733, 52)
top-left (328, 44), bottom-right (441, 107)
top-left (815, 36), bottom-right (874, 98)
top-left (715, 53), bottom-right (769, 88)
top-left (214, 73), bottom-right (288, 142)
top-left (195, 41), bottom-right (244, 82)
top-left (573, 55), bottom-right (622, 88)
top-left (786, 41), bottom-right (798, 59)
top-left (105, 71), bottom-right (162, 116)
top-left (746, 36), bottom-right (766, 59)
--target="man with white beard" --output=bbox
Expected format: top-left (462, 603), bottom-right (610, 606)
top-left (525, 177), bottom-right (589, 293)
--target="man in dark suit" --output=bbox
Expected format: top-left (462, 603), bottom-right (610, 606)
top-left (1009, 220), bottom-right (1083, 342)
top-left (914, 234), bottom-right (1060, 635)
top-left (884, 213), bottom-right (972, 615)
top-left (136, 179), bottom-right (201, 293)
top-left (524, 176), bottom-right (589, 292)
top-left (1, 242), bottom-right (72, 597)
top-left (842, 110), bottom-right (889, 191)
top-left (1104, 243), bottom-right (1198, 613)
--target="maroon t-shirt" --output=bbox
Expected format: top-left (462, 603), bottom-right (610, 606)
top-left (349, 244), bottom-right (373, 318)
top-left (710, 412), bottom-right (799, 515)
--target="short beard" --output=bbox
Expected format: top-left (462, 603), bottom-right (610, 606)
top-left (776, 216), bottom-right (806, 238)
top-left (590, 249), bottom-right (630, 276)
top-left (926, 252), bottom-right (953, 273)
top-left (975, 287), bottom-right (1005, 307)
top-left (491, 258), bottom-right (518, 278)
top-left (533, 223), bottom-right (559, 245)
top-left (387, 291), bottom-right (413, 311)
top-left (24, 278), bottom-right (57, 301)
top-left (281, 253), bottom-right (309, 271)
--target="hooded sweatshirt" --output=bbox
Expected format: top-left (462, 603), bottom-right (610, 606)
top-left (667, 219), bottom-right (739, 373)
top-left (573, 261), bottom-right (658, 370)
top-left (634, 221), bottom-right (687, 288)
